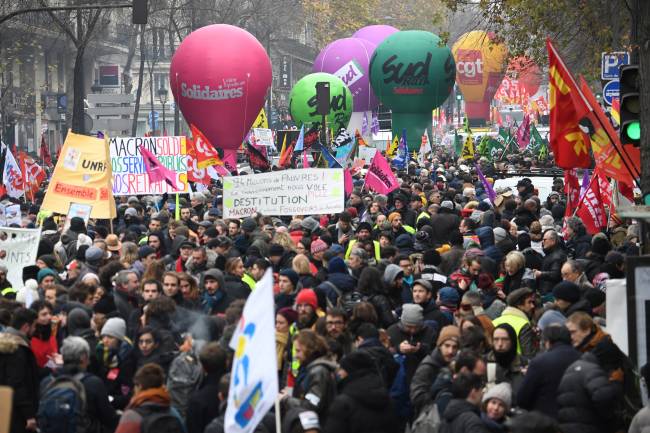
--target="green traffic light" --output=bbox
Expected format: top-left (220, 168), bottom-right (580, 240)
top-left (626, 121), bottom-right (641, 140)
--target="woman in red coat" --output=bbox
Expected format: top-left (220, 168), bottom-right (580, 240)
top-left (29, 300), bottom-right (59, 368)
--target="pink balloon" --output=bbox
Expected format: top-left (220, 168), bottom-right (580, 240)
top-left (170, 25), bottom-right (271, 150)
top-left (353, 25), bottom-right (399, 46)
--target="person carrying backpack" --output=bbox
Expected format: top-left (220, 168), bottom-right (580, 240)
top-left (38, 336), bottom-right (119, 433)
top-left (115, 363), bottom-right (186, 433)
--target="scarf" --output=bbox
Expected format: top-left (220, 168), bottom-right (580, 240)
top-left (276, 331), bottom-right (289, 370)
top-left (128, 386), bottom-right (171, 409)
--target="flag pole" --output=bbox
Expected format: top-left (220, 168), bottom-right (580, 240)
top-left (275, 396), bottom-right (282, 433)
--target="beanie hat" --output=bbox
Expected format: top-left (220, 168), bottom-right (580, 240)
top-left (482, 382), bottom-right (512, 412)
top-left (69, 216), bottom-right (86, 233)
top-left (552, 281), bottom-right (581, 304)
top-left (339, 351), bottom-right (376, 375)
top-left (310, 239), bottom-right (328, 254)
top-left (357, 222), bottom-right (372, 233)
top-left (241, 217), bottom-right (257, 233)
top-left (16, 279), bottom-right (39, 306)
top-left (124, 208), bottom-right (138, 218)
top-left (413, 279), bottom-right (433, 293)
top-left (439, 286), bottom-right (460, 307)
top-left (440, 200), bottom-right (454, 210)
top-left (42, 217), bottom-right (58, 231)
top-left (422, 249), bottom-right (441, 266)
top-left (388, 212), bottom-right (402, 223)
top-left (85, 246), bottom-right (104, 263)
top-left (279, 268), bottom-right (300, 288)
top-left (301, 217), bottom-right (320, 234)
top-left (584, 288), bottom-right (606, 308)
top-left (436, 325), bottom-right (461, 347)
top-left (295, 289), bottom-right (318, 311)
top-left (506, 287), bottom-right (534, 307)
top-left (93, 296), bottom-right (116, 315)
top-left (269, 244), bottom-right (285, 257)
top-left (138, 245), bottom-right (156, 259)
top-left (277, 307), bottom-right (298, 325)
top-left (37, 268), bottom-right (57, 284)
top-left (400, 304), bottom-right (424, 327)
top-left (100, 317), bottom-right (127, 341)
top-left (537, 309), bottom-right (567, 331)
top-left (493, 227), bottom-right (507, 244)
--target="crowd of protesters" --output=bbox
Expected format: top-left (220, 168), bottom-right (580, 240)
top-left (0, 152), bottom-right (646, 433)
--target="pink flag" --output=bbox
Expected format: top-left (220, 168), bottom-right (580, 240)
top-left (515, 114), bottom-right (531, 149)
top-left (365, 152), bottom-right (398, 194)
top-left (139, 145), bottom-right (178, 190)
top-left (302, 150), bottom-right (310, 168)
top-left (214, 164), bottom-right (231, 177)
top-left (344, 168), bottom-right (353, 196)
top-left (223, 149), bottom-right (239, 175)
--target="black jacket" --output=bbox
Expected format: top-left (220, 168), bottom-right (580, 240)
top-left (0, 329), bottom-right (40, 433)
top-left (323, 370), bottom-right (399, 433)
top-left (186, 372), bottom-right (223, 433)
top-left (223, 274), bottom-right (251, 300)
top-left (567, 233), bottom-right (592, 260)
top-left (556, 352), bottom-right (623, 433)
top-left (386, 323), bottom-right (436, 387)
top-left (358, 338), bottom-right (399, 389)
top-left (538, 245), bottom-right (567, 294)
top-left (517, 342), bottom-right (581, 417)
top-left (410, 348), bottom-right (449, 414)
top-left (284, 356), bottom-right (338, 423)
top-left (441, 399), bottom-right (491, 433)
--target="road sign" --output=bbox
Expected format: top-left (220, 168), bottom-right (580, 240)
top-left (601, 52), bottom-right (629, 80)
top-left (148, 110), bottom-right (159, 129)
top-left (603, 79), bottom-right (620, 105)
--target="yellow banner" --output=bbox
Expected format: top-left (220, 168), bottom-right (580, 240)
top-left (41, 131), bottom-right (117, 219)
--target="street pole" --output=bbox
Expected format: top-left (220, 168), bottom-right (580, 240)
top-left (149, 70), bottom-right (155, 135)
top-left (161, 100), bottom-right (166, 135)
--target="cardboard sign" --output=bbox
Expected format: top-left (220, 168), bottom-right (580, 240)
top-left (252, 128), bottom-right (274, 146)
top-left (0, 227), bottom-right (41, 288)
top-left (109, 136), bottom-right (188, 196)
top-left (223, 168), bottom-right (344, 218)
top-left (62, 203), bottom-right (93, 233)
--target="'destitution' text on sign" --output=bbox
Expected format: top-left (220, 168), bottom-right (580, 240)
top-left (109, 136), bottom-right (188, 195)
top-left (222, 168), bottom-right (345, 218)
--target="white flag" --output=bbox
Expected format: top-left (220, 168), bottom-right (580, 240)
top-left (2, 143), bottom-right (24, 198)
top-left (225, 268), bottom-right (278, 433)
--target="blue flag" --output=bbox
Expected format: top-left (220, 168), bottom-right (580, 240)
top-left (393, 128), bottom-right (408, 169)
top-left (321, 145), bottom-right (342, 168)
top-left (294, 125), bottom-right (305, 152)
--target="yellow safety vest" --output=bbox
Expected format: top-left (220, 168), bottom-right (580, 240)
top-left (242, 273), bottom-right (256, 290)
top-left (403, 225), bottom-right (416, 234)
top-left (345, 239), bottom-right (381, 261)
top-left (492, 310), bottom-right (529, 355)
top-left (416, 211), bottom-right (430, 223)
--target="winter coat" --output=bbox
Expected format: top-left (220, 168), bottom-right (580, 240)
top-left (440, 246), bottom-right (465, 276)
top-left (185, 249), bottom-right (218, 281)
top-left (440, 399), bottom-right (491, 433)
top-left (223, 274), bottom-right (251, 300)
top-left (476, 227), bottom-right (503, 271)
top-left (410, 348), bottom-right (449, 415)
top-left (537, 245), bottom-right (567, 294)
top-left (429, 211), bottom-right (461, 247)
top-left (485, 351), bottom-right (526, 403)
top-left (0, 329), bottom-right (40, 433)
top-left (323, 370), bottom-right (399, 433)
top-left (201, 289), bottom-right (235, 315)
top-left (357, 338), bottom-right (399, 389)
top-left (316, 258), bottom-right (357, 305)
top-left (516, 342), bottom-right (581, 417)
top-left (556, 352), bottom-right (623, 433)
top-left (114, 387), bottom-right (186, 433)
top-left (284, 356), bottom-right (338, 422)
top-left (629, 406), bottom-right (650, 433)
top-left (387, 322), bottom-right (436, 387)
top-left (97, 339), bottom-right (137, 410)
top-left (567, 232), bottom-right (592, 260)
top-left (421, 299), bottom-right (452, 332)
top-left (186, 372), bottom-right (223, 433)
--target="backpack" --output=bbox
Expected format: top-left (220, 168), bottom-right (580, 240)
top-left (135, 404), bottom-right (184, 433)
top-left (338, 290), bottom-right (368, 315)
top-left (37, 373), bottom-right (89, 433)
top-left (411, 402), bottom-right (441, 433)
top-left (166, 350), bottom-right (203, 418)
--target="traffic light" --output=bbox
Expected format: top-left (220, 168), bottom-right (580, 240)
top-left (132, 0), bottom-right (148, 25)
top-left (619, 64), bottom-right (640, 145)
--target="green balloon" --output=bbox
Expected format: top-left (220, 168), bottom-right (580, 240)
top-left (289, 72), bottom-right (352, 133)
top-left (370, 31), bottom-right (455, 150)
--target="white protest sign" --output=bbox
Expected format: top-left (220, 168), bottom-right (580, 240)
top-left (223, 168), bottom-right (344, 218)
top-left (63, 203), bottom-right (93, 234)
top-left (0, 227), bottom-right (41, 288)
top-left (252, 128), bottom-right (274, 146)
top-left (4, 205), bottom-right (21, 227)
top-left (357, 146), bottom-right (377, 162)
top-left (109, 136), bottom-right (188, 196)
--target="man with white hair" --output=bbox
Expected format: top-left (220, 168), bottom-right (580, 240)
top-left (41, 336), bottom-right (119, 432)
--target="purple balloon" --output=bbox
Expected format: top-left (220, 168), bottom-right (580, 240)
top-left (353, 25), bottom-right (399, 46)
top-left (313, 38), bottom-right (378, 112)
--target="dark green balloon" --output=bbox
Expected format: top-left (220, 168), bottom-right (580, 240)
top-left (370, 31), bottom-right (455, 150)
top-left (289, 72), bottom-right (352, 133)
top-left (370, 31), bottom-right (455, 111)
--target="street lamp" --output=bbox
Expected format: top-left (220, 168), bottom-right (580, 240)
top-left (158, 86), bottom-right (168, 136)
top-left (456, 93), bottom-right (463, 126)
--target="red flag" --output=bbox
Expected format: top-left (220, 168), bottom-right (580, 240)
top-left (279, 139), bottom-right (295, 168)
top-left (547, 39), bottom-right (591, 168)
top-left (139, 145), bottom-right (178, 190)
top-left (344, 168), bottom-right (353, 197)
top-left (578, 77), bottom-right (639, 187)
top-left (40, 134), bottom-right (52, 166)
top-left (564, 169), bottom-right (581, 215)
top-left (19, 152), bottom-right (46, 199)
top-left (575, 175), bottom-right (607, 234)
top-left (302, 150), bottom-right (310, 168)
top-left (246, 143), bottom-right (270, 171)
top-left (190, 124), bottom-right (224, 169)
top-left (186, 137), bottom-right (212, 184)
top-left (595, 169), bottom-right (613, 210)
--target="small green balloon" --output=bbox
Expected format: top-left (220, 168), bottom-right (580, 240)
top-left (289, 72), bottom-right (353, 133)
top-left (370, 30), bottom-right (455, 112)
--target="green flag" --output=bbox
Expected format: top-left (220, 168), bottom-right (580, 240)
top-left (529, 123), bottom-right (545, 153)
top-left (477, 135), bottom-right (490, 157)
top-left (454, 129), bottom-right (463, 156)
top-left (463, 116), bottom-right (472, 134)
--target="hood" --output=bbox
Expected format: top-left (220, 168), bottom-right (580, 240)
top-left (307, 356), bottom-right (338, 372)
top-left (341, 371), bottom-right (390, 409)
top-left (443, 398), bottom-right (480, 423)
top-left (186, 249), bottom-right (217, 272)
top-left (67, 308), bottom-right (91, 335)
top-left (476, 226), bottom-right (495, 247)
top-left (170, 235), bottom-right (188, 257)
top-left (383, 264), bottom-right (404, 285)
top-left (328, 256), bottom-right (348, 274)
top-left (60, 230), bottom-right (79, 245)
top-left (0, 330), bottom-right (29, 354)
top-left (202, 268), bottom-right (226, 292)
top-left (327, 273), bottom-right (357, 292)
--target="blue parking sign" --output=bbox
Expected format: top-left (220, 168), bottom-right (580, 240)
top-left (602, 80), bottom-right (619, 106)
top-left (601, 52), bottom-right (629, 80)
